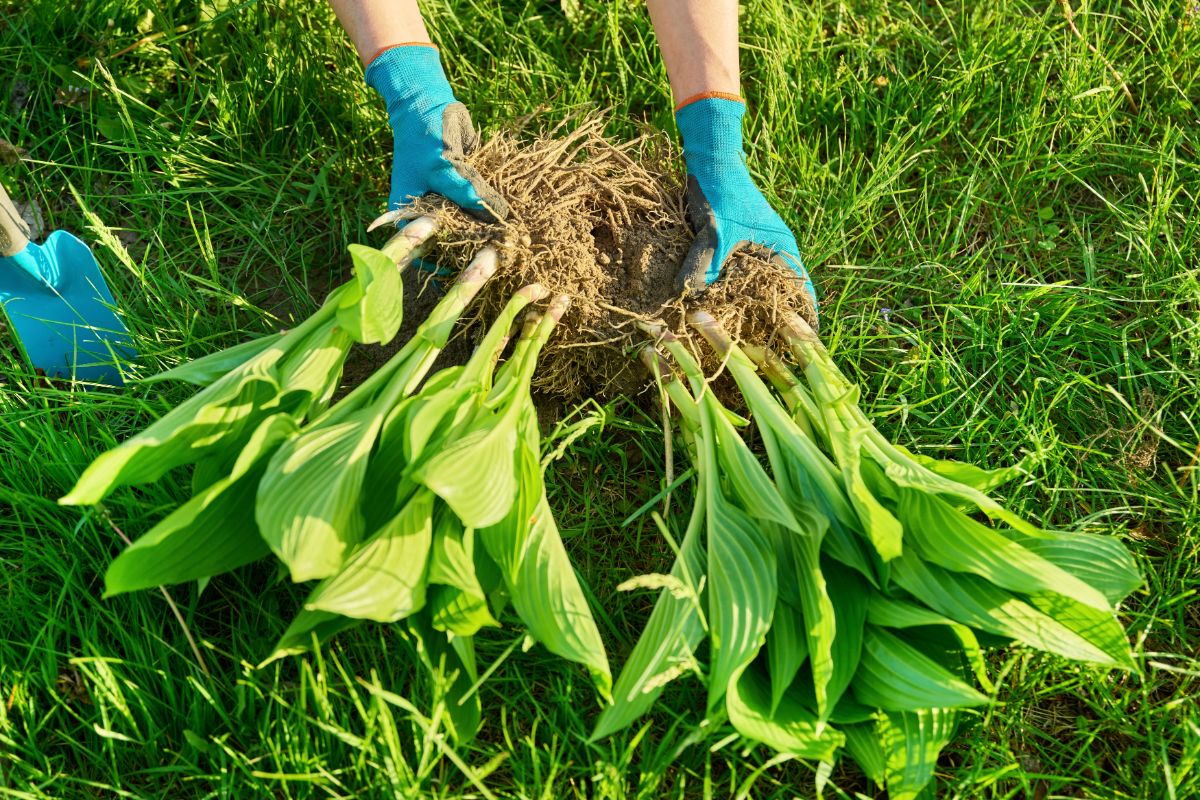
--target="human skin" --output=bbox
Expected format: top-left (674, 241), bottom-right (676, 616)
top-left (327, 0), bottom-right (740, 102)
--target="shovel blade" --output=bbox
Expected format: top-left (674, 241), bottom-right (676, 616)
top-left (0, 230), bottom-right (136, 385)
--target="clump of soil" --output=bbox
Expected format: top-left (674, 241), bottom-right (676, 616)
top-left (396, 115), bottom-right (817, 402)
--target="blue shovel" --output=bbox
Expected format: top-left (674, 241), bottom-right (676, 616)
top-left (0, 181), bottom-right (135, 385)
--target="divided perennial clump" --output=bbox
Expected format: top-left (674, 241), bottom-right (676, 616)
top-left (595, 313), bottom-right (1140, 797)
top-left (62, 218), bottom-right (610, 739)
top-left (59, 119), bottom-right (1142, 796)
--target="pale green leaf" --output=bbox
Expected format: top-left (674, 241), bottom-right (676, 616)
top-left (592, 484), bottom-right (707, 741)
top-left (62, 344), bottom-right (285, 505)
top-left (726, 665), bottom-right (845, 762)
top-left (766, 599), bottom-right (808, 715)
top-left (852, 627), bottom-right (987, 711)
top-left (1010, 530), bottom-right (1142, 605)
top-left (146, 332), bottom-right (285, 386)
top-left (890, 552), bottom-right (1118, 664)
top-left (879, 708), bottom-right (959, 800)
top-left (304, 489), bottom-right (433, 621)
top-left (705, 488), bottom-right (776, 710)
top-left (896, 488), bottom-right (1112, 612)
top-left (263, 610), bottom-right (364, 663)
top-left (104, 414), bottom-right (297, 595)
top-left (257, 408), bottom-right (384, 582)
top-left (867, 594), bottom-right (993, 692)
top-left (337, 244), bottom-right (404, 345)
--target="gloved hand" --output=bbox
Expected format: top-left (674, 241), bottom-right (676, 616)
top-left (674, 94), bottom-right (816, 316)
top-left (365, 44), bottom-right (508, 221)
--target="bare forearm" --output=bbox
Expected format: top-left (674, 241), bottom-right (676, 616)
top-left (328, 0), bottom-right (431, 65)
top-left (645, 0), bottom-right (740, 106)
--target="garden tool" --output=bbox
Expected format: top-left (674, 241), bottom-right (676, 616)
top-left (0, 179), bottom-right (134, 385)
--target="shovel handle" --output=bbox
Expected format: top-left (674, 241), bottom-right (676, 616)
top-left (0, 181), bottom-right (31, 257)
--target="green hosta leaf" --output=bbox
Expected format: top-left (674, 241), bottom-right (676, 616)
top-left (428, 510), bottom-right (498, 635)
top-left (732, 353), bottom-right (877, 583)
top-left (825, 559), bottom-right (868, 711)
top-left (867, 594), bottom-right (993, 691)
top-left (830, 419), bottom-right (904, 562)
top-left (263, 610), bottom-right (364, 663)
top-left (337, 244), bottom-right (404, 345)
top-left (592, 488), bottom-right (707, 741)
top-left (706, 488), bottom-right (776, 710)
top-left (410, 407), bottom-right (520, 529)
top-left (892, 444), bottom-right (1029, 494)
top-left (276, 321), bottom-right (354, 415)
top-left (104, 414), bottom-right (296, 596)
top-left (842, 721), bottom-right (887, 786)
top-left (726, 666), bottom-right (845, 762)
top-left (879, 708), bottom-right (959, 800)
top-left (1010, 530), bottom-right (1142, 605)
top-left (890, 552), bottom-right (1118, 664)
top-left (146, 332), bottom-right (285, 386)
top-left (853, 627), bottom-right (988, 711)
top-left (62, 344), bottom-right (286, 505)
top-left (786, 521), bottom-right (837, 720)
top-left (766, 599), bottom-right (808, 715)
top-left (429, 586), bottom-right (497, 636)
top-left (304, 490), bottom-right (433, 622)
top-left (477, 438), bottom-right (542, 585)
top-left (703, 397), bottom-right (798, 533)
top-left (896, 488), bottom-right (1112, 612)
top-left (1022, 590), bottom-right (1135, 669)
top-left (506, 494), bottom-right (611, 698)
top-left (257, 408), bottom-right (384, 582)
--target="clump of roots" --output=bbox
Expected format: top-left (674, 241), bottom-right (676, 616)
top-left (399, 114), bottom-right (817, 402)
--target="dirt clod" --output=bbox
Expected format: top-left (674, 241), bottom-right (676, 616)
top-left (399, 115), bottom-right (817, 402)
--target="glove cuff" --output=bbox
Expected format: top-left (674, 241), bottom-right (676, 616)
top-left (364, 44), bottom-right (457, 120)
top-left (674, 95), bottom-right (747, 170)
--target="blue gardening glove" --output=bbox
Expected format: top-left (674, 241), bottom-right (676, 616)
top-left (365, 44), bottom-right (507, 221)
top-left (674, 95), bottom-right (816, 315)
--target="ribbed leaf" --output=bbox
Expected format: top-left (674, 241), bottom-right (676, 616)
top-left (766, 599), bottom-right (808, 715)
top-left (1011, 531), bottom-right (1142, 605)
top-left (427, 509), bottom-right (498, 635)
top-left (104, 414), bottom-right (296, 595)
top-left (276, 321), bottom-right (354, 414)
top-left (510, 494), bottom-right (612, 697)
top-left (480, 440), bottom-right (610, 695)
top-left (879, 708), bottom-right (959, 800)
top-left (257, 408), bottom-right (384, 581)
top-left (890, 552), bottom-right (1118, 664)
top-left (410, 409), bottom-right (519, 529)
top-left (825, 559), bottom-right (868, 710)
top-left (892, 444), bottom-right (1028, 494)
top-left (827, 414), bottom-right (904, 561)
top-left (1022, 590), bottom-right (1135, 669)
top-left (146, 332), bottom-right (285, 386)
top-left (843, 721), bottom-right (887, 786)
top-left (62, 344), bottom-right (285, 504)
top-left (304, 489), bottom-right (433, 621)
top-left (336, 244), bottom-right (404, 345)
top-left (592, 484), bottom-right (707, 741)
top-left (787, 524), bottom-right (837, 720)
top-left (853, 627), bottom-right (987, 711)
top-left (897, 488), bottom-right (1112, 612)
top-left (706, 487), bottom-right (776, 710)
top-left (867, 594), bottom-right (993, 691)
top-left (726, 666), bottom-right (845, 762)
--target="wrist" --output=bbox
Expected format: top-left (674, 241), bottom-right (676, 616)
top-left (365, 44), bottom-right (456, 119)
top-left (674, 95), bottom-right (748, 176)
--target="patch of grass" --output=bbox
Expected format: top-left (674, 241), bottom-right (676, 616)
top-left (2, 0), bottom-right (1198, 797)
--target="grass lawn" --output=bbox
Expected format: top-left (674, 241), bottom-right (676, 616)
top-left (2, 0), bottom-right (1198, 797)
